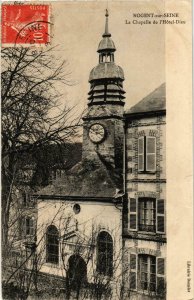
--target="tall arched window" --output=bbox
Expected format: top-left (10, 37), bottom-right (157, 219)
top-left (97, 231), bottom-right (113, 276)
top-left (46, 225), bottom-right (59, 264)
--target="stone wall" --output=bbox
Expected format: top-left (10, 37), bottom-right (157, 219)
top-left (123, 113), bottom-right (166, 300)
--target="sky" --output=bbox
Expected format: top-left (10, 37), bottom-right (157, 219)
top-left (50, 1), bottom-right (165, 115)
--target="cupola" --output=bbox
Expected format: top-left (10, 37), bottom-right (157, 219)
top-left (97, 9), bottom-right (116, 62)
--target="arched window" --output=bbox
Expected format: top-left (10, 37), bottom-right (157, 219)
top-left (46, 225), bottom-right (59, 264)
top-left (97, 231), bottom-right (113, 276)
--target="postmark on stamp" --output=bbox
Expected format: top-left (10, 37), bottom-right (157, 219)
top-left (2, 4), bottom-right (51, 46)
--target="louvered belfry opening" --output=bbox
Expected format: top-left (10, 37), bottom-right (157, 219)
top-left (88, 79), bottom-right (125, 105)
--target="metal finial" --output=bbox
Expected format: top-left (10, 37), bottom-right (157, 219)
top-left (103, 9), bottom-right (111, 37)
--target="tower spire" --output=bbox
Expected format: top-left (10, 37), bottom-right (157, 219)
top-left (88, 9), bottom-right (125, 105)
top-left (103, 9), bottom-right (111, 37)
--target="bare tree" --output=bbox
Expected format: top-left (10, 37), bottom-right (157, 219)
top-left (1, 45), bottom-right (82, 251)
top-left (3, 199), bottom-right (71, 300)
top-left (59, 222), bottom-right (128, 300)
top-left (3, 197), bottom-right (131, 300)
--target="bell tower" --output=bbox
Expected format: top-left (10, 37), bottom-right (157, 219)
top-left (82, 10), bottom-right (125, 179)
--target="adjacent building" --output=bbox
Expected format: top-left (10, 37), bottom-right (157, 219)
top-left (123, 83), bottom-right (166, 299)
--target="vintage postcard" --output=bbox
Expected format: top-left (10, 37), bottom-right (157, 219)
top-left (1, 1), bottom-right (193, 299)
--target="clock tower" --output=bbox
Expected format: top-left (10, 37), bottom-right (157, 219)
top-left (82, 10), bottom-right (125, 182)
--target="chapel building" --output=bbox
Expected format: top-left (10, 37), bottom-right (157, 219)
top-left (35, 11), bottom-right (166, 300)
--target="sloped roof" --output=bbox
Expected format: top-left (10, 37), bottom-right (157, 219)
top-left (37, 157), bottom-right (123, 199)
top-left (125, 83), bottom-right (166, 115)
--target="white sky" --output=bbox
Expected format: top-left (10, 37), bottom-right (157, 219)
top-left (51, 1), bottom-right (165, 114)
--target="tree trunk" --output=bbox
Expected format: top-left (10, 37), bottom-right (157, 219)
top-left (1, 154), bottom-right (15, 255)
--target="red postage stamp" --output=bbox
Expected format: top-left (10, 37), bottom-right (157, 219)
top-left (2, 4), bottom-right (50, 46)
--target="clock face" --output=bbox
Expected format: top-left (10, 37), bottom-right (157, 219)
top-left (89, 123), bottom-right (105, 143)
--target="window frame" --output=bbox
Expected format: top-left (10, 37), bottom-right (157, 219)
top-left (138, 198), bottom-right (156, 233)
top-left (130, 254), bottom-right (166, 295)
top-left (25, 217), bottom-right (35, 236)
top-left (129, 197), bottom-right (165, 234)
top-left (96, 231), bottom-right (113, 277)
top-left (138, 254), bottom-right (156, 293)
top-left (146, 136), bottom-right (156, 172)
top-left (138, 136), bottom-right (156, 173)
top-left (46, 225), bottom-right (59, 265)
